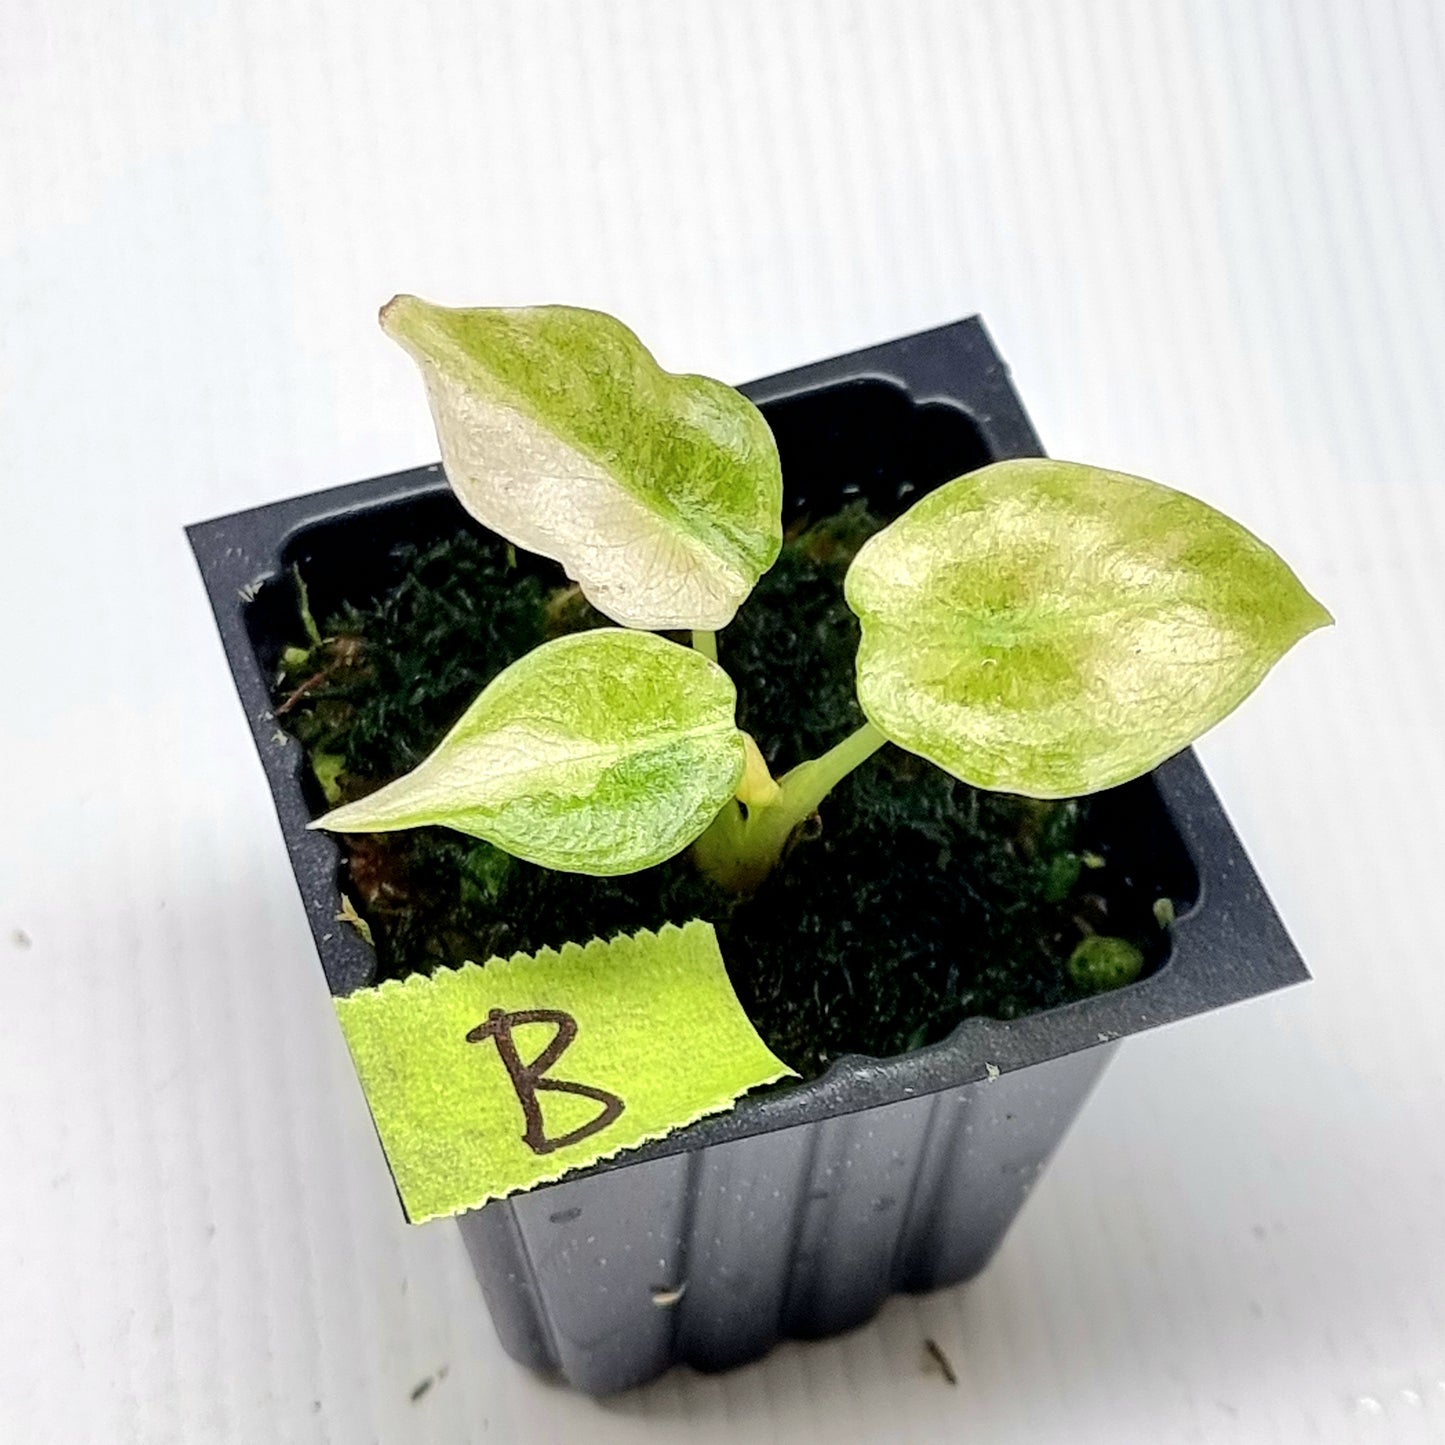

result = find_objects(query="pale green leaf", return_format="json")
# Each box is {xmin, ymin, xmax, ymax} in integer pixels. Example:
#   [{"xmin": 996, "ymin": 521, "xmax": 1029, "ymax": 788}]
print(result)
[
  {"xmin": 380, "ymin": 297, "xmax": 783, "ymax": 630},
  {"xmin": 312, "ymin": 629, "xmax": 746, "ymax": 875},
  {"xmin": 845, "ymin": 459, "xmax": 1332, "ymax": 797}
]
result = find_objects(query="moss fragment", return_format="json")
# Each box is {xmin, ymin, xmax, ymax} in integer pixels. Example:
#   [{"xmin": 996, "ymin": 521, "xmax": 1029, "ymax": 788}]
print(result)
[{"xmin": 1067, "ymin": 935, "xmax": 1145, "ymax": 993}]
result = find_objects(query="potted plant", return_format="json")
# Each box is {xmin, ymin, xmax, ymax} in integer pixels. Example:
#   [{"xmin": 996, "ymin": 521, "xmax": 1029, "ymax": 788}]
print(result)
[{"xmin": 189, "ymin": 304, "xmax": 1327, "ymax": 1395}]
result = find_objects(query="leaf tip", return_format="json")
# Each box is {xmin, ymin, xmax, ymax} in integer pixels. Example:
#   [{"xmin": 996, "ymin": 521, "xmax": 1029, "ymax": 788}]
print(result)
[
  {"xmin": 379, "ymin": 294, "xmax": 436, "ymax": 357},
  {"xmin": 378, "ymin": 292, "xmax": 419, "ymax": 330},
  {"xmin": 1304, "ymin": 592, "xmax": 1335, "ymax": 634},
  {"xmin": 1278, "ymin": 573, "xmax": 1334, "ymax": 651},
  {"xmin": 310, "ymin": 800, "xmax": 369, "ymax": 834}
]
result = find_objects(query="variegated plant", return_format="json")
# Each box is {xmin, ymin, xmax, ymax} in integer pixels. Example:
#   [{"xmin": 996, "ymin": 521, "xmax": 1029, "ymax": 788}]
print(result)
[{"xmin": 315, "ymin": 299, "xmax": 1329, "ymax": 893}]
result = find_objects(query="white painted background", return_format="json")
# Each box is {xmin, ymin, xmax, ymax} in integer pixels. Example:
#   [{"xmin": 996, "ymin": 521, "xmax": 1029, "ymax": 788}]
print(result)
[{"xmin": 2, "ymin": 3, "xmax": 1442, "ymax": 1441}]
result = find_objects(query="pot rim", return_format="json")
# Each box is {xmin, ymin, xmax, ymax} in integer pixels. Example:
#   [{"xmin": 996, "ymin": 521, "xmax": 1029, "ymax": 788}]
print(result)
[{"xmin": 187, "ymin": 316, "xmax": 1309, "ymax": 1191}]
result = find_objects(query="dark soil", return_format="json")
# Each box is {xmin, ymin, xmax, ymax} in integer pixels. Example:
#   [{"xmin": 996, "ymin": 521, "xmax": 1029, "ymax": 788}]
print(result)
[{"xmin": 274, "ymin": 507, "xmax": 1172, "ymax": 1077}]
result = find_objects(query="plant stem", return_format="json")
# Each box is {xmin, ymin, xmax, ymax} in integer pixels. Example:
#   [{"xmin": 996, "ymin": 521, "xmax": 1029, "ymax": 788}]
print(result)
[
  {"xmin": 692, "ymin": 629, "xmax": 718, "ymax": 663},
  {"xmin": 292, "ymin": 564, "xmax": 323, "ymax": 646},
  {"xmin": 773, "ymin": 720, "xmax": 887, "ymax": 828},
  {"xmin": 693, "ymin": 721, "xmax": 887, "ymax": 892}
]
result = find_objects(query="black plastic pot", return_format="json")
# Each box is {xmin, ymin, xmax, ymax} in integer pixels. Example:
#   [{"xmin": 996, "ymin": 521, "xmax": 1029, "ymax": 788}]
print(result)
[{"xmin": 189, "ymin": 318, "xmax": 1309, "ymax": 1395}]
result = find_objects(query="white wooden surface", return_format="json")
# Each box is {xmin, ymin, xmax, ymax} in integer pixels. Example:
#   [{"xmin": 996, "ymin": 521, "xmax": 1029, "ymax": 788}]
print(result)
[{"xmin": 2, "ymin": 3, "xmax": 1442, "ymax": 1441}]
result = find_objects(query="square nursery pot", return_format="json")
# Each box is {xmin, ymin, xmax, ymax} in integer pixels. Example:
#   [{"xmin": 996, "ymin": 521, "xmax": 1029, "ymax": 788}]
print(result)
[{"xmin": 189, "ymin": 318, "xmax": 1310, "ymax": 1395}]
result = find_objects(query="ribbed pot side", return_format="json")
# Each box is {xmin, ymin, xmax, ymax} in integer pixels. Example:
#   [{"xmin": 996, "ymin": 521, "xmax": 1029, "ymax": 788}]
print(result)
[{"xmin": 459, "ymin": 1045, "xmax": 1115, "ymax": 1394}]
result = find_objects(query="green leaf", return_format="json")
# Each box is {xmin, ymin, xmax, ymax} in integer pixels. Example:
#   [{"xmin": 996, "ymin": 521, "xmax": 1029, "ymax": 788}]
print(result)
[
  {"xmin": 380, "ymin": 297, "xmax": 783, "ymax": 630},
  {"xmin": 312, "ymin": 629, "xmax": 746, "ymax": 875},
  {"xmin": 845, "ymin": 459, "xmax": 1331, "ymax": 797}
]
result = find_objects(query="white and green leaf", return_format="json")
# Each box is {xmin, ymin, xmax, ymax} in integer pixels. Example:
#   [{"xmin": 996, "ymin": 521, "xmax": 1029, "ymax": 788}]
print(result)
[
  {"xmin": 381, "ymin": 297, "xmax": 783, "ymax": 630},
  {"xmin": 845, "ymin": 459, "xmax": 1331, "ymax": 797},
  {"xmin": 312, "ymin": 629, "xmax": 746, "ymax": 875}
]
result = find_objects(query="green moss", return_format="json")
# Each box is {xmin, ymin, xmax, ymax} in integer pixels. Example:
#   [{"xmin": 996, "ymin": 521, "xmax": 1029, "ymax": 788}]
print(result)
[
  {"xmin": 274, "ymin": 505, "xmax": 1166, "ymax": 1078},
  {"xmin": 1067, "ymin": 935, "xmax": 1146, "ymax": 993}
]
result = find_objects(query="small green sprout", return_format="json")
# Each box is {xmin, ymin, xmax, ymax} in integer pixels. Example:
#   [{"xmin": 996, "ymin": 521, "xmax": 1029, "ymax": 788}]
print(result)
[{"xmin": 313, "ymin": 300, "xmax": 1330, "ymax": 900}]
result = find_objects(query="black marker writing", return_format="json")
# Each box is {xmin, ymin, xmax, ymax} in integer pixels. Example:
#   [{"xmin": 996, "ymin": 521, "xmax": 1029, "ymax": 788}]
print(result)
[{"xmin": 466, "ymin": 1008, "xmax": 625, "ymax": 1155}]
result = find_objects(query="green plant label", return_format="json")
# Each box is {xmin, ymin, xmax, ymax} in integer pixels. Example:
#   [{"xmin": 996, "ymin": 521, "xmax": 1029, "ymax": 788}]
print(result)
[
  {"xmin": 313, "ymin": 628, "xmax": 746, "ymax": 874},
  {"xmin": 381, "ymin": 297, "xmax": 783, "ymax": 630},
  {"xmin": 334, "ymin": 921, "xmax": 794, "ymax": 1221},
  {"xmin": 846, "ymin": 459, "xmax": 1331, "ymax": 796}
]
